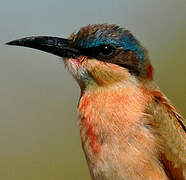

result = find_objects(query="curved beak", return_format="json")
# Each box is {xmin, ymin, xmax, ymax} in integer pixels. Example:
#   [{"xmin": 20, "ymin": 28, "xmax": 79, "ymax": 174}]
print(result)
[{"xmin": 6, "ymin": 36, "xmax": 80, "ymax": 58}]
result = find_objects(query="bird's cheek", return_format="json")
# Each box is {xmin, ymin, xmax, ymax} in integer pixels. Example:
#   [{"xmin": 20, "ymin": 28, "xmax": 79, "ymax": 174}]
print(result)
[
  {"xmin": 82, "ymin": 59, "xmax": 130, "ymax": 86},
  {"xmin": 63, "ymin": 57, "xmax": 92, "ymax": 88},
  {"xmin": 63, "ymin": 57, "xmax": 84, "ymax": 73}
]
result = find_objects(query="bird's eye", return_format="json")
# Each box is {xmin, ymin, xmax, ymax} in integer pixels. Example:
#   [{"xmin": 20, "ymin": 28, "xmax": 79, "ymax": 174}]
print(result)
[
  {"xmin": 78, "ymin": 44, "xmax": 117, "ymax": 59},
  {"xmin": 99, "ymin": 45, "xmax": 115, "ymax": 57}
]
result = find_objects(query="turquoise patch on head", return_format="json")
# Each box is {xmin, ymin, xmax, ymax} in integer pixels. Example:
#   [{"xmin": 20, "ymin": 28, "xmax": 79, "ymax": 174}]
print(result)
[{"xmin": 76, "ymin": 30, "xmax": 146, "ymax": 63}]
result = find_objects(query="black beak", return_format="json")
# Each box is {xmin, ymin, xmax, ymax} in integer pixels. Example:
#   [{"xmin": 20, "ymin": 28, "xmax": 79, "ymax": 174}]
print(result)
[{"xmin": 6, "ymin": 36, "xmax": 80, "ymax": 58}]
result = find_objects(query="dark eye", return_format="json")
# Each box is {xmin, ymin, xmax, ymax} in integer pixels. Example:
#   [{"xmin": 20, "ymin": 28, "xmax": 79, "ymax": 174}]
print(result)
[
  {"xmin": 99, "ymin": 45, "xmax": 115, "ymax": 57},
  {"xmin": 78, "ymin": 44, "xmax": 117, "ymax": 59}
]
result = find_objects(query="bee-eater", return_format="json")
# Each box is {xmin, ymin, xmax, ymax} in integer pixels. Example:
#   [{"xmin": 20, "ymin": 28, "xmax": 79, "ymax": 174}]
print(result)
[{"xmin": 7, "ymin": 24, "xmax": 186, "ymax": 180}]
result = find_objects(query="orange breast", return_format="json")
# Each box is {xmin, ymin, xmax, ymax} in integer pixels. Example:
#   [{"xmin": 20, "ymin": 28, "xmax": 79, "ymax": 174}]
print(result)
[{"xmin": 78, "ymin": 84, "xmax": 152, "ymax": 155}]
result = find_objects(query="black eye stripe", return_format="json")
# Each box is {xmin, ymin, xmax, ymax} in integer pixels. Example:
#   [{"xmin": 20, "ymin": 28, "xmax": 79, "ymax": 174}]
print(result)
[
  {"xmin": 78, "ymin": 44, "xmax": 117, "ymax": 59},
  {"xmin": 77, "ymin": 44, "xmax": 142, "ymax": 76}
]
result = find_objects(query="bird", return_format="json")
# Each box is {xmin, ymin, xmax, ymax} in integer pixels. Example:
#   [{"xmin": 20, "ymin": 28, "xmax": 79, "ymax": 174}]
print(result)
[{"xmin": 6, "ymin": 24, "xmax": 186, "ymax": 180}]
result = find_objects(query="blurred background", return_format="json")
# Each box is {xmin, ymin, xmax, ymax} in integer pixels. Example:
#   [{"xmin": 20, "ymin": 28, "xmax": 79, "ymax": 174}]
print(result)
[{"xmin": 0, "ymin": 0, "xmax": 185, "ymax": 179}]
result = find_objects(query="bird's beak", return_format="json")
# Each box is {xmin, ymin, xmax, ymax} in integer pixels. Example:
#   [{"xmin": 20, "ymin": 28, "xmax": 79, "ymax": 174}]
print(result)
[{"xmin": 6, "ymin": 36, "xmax": 80, "ymax": 58}]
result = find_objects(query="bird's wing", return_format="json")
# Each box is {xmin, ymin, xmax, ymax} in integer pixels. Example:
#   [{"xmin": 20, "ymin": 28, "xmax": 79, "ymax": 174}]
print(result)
[{"xmin": 147, "ymin": 90, "xmax": 186, "ymax": 180}]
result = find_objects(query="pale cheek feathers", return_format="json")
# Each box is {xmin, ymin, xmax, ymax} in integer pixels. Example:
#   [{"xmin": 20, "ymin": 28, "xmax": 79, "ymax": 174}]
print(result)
[
  {"xmin": 64, "ymin": 57, "xmax": 131, "ymax": 88},
  {"xmin": 63, "ymin": 58, "xmax": 90, "ymax": 85},
  {"xmin": 82, "ymin": 59, "xmax": 130, "ymax": 86}
]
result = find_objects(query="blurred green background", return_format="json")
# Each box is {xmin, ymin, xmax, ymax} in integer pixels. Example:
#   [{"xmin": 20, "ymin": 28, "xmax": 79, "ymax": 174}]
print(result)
[{"xmin": 0, "ymin": 0, "xmax": 185, "ymax": 179}]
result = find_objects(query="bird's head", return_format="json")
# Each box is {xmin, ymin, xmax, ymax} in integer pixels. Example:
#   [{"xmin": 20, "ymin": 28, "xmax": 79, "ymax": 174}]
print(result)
[{"xmin": 7, "ymin": 24, "xmax": 153, "ymax": 90}]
